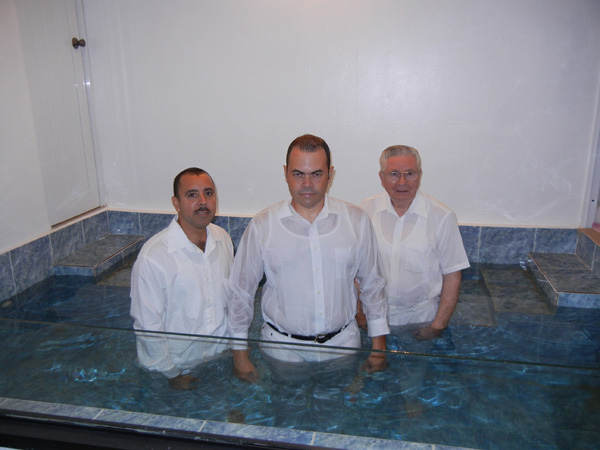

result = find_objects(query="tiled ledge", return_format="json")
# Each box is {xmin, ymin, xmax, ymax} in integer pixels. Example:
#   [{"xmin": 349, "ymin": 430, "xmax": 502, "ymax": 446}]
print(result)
[
  {"xmin": 529, "ymin": 252, "xmax": 600, "ymax": 309},
  {"xmin": 54, "ymin": 234, "xmax": 144, "ymax": 280},
  {"xmin": 0, "ymin": 209, "xmax": 587, "ymax": 302},
  {"xmin": 0, "ymin": 397, "xmax": 472, "ymax": 450}
]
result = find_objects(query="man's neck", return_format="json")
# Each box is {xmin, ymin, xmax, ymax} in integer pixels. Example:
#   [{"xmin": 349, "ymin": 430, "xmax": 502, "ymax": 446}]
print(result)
[
  {"xmin": 391, "ymin": 198, "xmax": 412, "ymax": 218},
  {"xmin": 291, "ymin": 199, "xmax": 325, "ymax": 224},
  {"xmin": 178, "ymin": 219, "xmax": 208, "ymax": 251}
]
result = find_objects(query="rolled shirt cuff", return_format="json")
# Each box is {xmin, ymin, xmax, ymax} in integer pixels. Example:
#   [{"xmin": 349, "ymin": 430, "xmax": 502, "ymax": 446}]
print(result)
[
  {"xmin": 230, "ymin": 331, "xmax": 249, "ymax": 351},
  {"xmin": 366, "ymin": 317, "xmax": 390, "ymax": 338}
]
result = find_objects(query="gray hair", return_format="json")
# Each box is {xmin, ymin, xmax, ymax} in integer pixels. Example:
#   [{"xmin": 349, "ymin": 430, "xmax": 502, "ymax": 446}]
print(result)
[{"xmin": 379, "ymin": 145, "xmax": 422, "ymax": 171}]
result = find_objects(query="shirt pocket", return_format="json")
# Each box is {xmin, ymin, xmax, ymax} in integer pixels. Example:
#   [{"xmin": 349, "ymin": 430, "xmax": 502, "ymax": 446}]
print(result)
[
  {"xmin": 403, "ymin": 244, "xmax": 435, "ymax": 274},
  {"xmin": 334, "ymin": 247, "xmax": 356, "ymax": 280}
]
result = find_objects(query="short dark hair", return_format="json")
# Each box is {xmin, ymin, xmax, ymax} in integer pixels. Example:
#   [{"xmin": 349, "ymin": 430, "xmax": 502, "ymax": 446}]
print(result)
[
  {"xmin": 173, "ymin": 167, "xmax": 212, "ymax": 198},
  {"xmin": 286, "ymin": 134, "xmax": 331, "ymax": 168}
]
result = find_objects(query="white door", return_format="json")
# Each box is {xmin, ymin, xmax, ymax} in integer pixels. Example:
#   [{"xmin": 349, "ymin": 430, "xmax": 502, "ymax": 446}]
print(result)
[{"xmin": 15, "ymin": 0, "xmax": 100, "ymax": 225}]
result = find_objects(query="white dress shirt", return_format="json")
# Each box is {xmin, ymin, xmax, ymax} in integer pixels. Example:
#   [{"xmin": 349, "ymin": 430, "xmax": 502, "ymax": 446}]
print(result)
[
  {"xmin": 361, "ymin": 191, "xmax": 470, "ymax": 326},
  {"xmin": 228, "ymin": 195, "xmax": 389, "ymax": 357},
  {"xmin": 130, "ymin": 217, "xmax": 233, "ymax": 378}
]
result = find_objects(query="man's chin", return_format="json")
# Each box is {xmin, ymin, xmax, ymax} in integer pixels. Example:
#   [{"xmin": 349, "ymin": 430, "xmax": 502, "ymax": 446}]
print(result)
[{"xmin": 193, "ymin": 214, "xmax": 214, "ymax": 226}]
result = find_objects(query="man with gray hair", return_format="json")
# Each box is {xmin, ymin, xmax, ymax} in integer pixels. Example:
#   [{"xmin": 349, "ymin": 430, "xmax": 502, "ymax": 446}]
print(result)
[{"xmin": 360, "ymin": 145, "xmax": 469, "ymax": 339}]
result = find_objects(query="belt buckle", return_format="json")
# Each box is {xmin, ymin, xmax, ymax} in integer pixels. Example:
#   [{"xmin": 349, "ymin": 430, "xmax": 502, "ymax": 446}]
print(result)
[{"xmin": 315, "ymin": 334, "xmax": 328, "ymax": 344}]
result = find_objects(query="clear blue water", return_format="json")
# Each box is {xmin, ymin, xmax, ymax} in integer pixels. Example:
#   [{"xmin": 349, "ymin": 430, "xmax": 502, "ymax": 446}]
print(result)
[{"xmin": 0, "ymin": 266, "xmax": 598, "ymax": 449}]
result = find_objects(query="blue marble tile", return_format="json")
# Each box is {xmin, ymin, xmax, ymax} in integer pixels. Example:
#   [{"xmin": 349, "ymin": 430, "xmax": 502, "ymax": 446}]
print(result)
[
  {"xmin": 50, "ymin": 222, "xmax": 85, "ymax": 262},
  {"xmin": 542, "ymin": 268, "xmax": 600, "ymax": 294},
  {"xmin": 212, "ymin": 215, "xmax": 229, "ymax": 232},
  {"xmin": 132, "ymin": 413, "xmax": 205, "ymax": 432},
  {"xmin": 10, "ymin": 236, "xmax": 53, "ymax": 292},
  {"xmin": 314, "ymin": 433, "xmax": 421, "ymax": 449},
  {"xmin": 139, "ymin": 213, "xmax": 173, "ymax": 240},
  {"xmin": 201, "ymin": 420, "xmax": 315, "ymax": 447},
  {"xmin": 528, "ymin": 262, "xmax": 558, "ymax": 307},
  {"xmin": 0, "ymin": 398, "xmax": 102, "ymax": 420},
  {"xmin": 108, "ymin": 211, "xmax": 140, "ymax": 235},
  {"xmin": 529, "ymin": 252, "xmax": 586, "ymax": 270},
  {"xmin": 104, "ymin": 234, "xmax": 143, "ymax": 248},
  {"xmin": 479, "ymin": 227, "xmax": 535, "ymax": 265},
  {"xmin": 481, "ymin": 267, "xmax": 533, "ymax": 287},
  {"xmin": 459, "ymin": 225, "xmax": 480, "ymax": 264},
  {"xmin": 491, "ymin": 291, "xmax": 553, "ymax": 314},
  {"xmin": 121, "ymin": 237, "xmax": 144, "ymax": 258},
  {"xmin": 55, "ymin": 265, "xmax": 94, "ymax": 277},
  {"xmin": 459, "ymin": 279, "xmax": 486, "ymax": 295},
  {"xmin": 82, "ymin": 211, "xmax": 109, "ymax": 244},
  {"xmin": 534, "ymin": 228, "xmax": 577, "ymax": 253},
  {"xmin": 95, "ymin": 409, "xmax": 203, "ymax": 432},
  {"xmin": 94, "ymin": 252, "xmax": 124, "ymax": 280},
  {"xmin": 0, "ymin": 252, "xmax": 15, "ymax": 302},
  {"xmin": 452, "ymin": 293, "xmax": 496, "ymax": 327},
  {"xmin": 576, "ymin": 232, "xmax": 596, "ymax": 269},
  {"xmin": 228, "ymin": 216, "xmax": 252, "ymax": 251},
  {"xmin": 95, "ymin": 409, "xmax": 155, "ymax": 425},
  {"xmin": 558, "ymin": 292, "xmax": 600, "ymax": 309}
]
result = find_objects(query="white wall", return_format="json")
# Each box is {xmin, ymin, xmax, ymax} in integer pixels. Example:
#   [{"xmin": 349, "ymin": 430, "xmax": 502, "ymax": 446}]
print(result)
[
  {"xmin": 84, "ymin": 0, "xmax": 600, "ymax": 227},
  {"xmin": 1, "ymin": 0, "xmax": 600, "ymax": 253},
  {"xmin": 0, "ymin": 0, "xmax": 51, "ymax": 253}
]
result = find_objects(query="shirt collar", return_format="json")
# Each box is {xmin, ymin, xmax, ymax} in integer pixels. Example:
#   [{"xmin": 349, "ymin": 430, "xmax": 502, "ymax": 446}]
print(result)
[
  {"xmin": 382, "ymin": 190, "xmax": 427, "ymax": 219},
  {"xmin": 166, "ymin": 216, "xmax": 220, "ymax": 254},
  {"xmin": 278, "ymin": 195, "xmax": 335, "ymax": 223}
]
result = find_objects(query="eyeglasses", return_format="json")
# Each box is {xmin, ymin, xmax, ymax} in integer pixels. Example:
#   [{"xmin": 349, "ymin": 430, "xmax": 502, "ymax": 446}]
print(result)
[{"xmin": 383, "ymin": 169, "xmax": 421, "ymax": 182}]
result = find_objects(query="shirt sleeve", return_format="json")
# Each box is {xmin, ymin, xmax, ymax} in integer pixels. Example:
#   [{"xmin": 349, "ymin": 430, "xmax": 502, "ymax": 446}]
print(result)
[
  {"xmin": 227, "ymin": 219, "xmax": 264, "ymax": 347},
  {"xmin": 437, "ymin": 211, "xmax": 470, "ymax": 274},
  {"xmin": 354, "ymin": 212, "xmax": 390, "ymax": 337},
  {"xmin": 130, "ymin": 255, "xmax": 179, "ymax": 378}
]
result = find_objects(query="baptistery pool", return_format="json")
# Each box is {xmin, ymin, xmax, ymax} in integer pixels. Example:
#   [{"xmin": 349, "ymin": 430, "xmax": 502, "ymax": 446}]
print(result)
[{"xmin": 0, "ymin": 264, "xmax": 598, "ymax": 449}]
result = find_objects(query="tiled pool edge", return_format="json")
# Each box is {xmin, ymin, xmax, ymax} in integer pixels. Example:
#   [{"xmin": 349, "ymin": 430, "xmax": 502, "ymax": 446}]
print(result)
[
  {"xmin": 0, "ymin": 208, "xmax": 589, "ymax": 303},
  {"xmin": 0, "ymin": 397, "xmax": 472, "ymax": 450}
]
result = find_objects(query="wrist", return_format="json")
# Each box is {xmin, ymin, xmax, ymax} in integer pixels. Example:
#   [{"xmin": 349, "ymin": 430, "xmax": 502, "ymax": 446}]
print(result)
[{"xmin": 430, "ymin": 320, "xmax": 447, "ymax": 331}]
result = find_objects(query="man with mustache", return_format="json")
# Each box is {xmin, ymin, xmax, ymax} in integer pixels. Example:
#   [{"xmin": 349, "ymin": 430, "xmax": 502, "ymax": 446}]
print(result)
[
  {"xmin": 130, "ymin": 167, "xmax": 233, "ymax": 390},
  {"xmin": 228, "ymin": 134, "xmax": 389, "ymax": 382},
  {"xmin": 359, "ymin": 146, "xmax": 469, "ymax": 339}
]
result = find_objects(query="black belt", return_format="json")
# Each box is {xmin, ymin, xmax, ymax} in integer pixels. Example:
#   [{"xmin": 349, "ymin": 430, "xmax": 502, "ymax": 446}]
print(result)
[{"xmin": 266, "ymin": 321, "xmax": 349, "ymax": 344}]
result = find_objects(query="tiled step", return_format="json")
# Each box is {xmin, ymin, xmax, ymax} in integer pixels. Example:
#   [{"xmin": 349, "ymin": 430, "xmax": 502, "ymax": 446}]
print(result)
[
  {"xmin": 529, "ymin": 252, "xmax": 600, "ymax": 309},
  {"xmin": 54, "ymin": 234, "xmax": 144, "ymax": 281}
]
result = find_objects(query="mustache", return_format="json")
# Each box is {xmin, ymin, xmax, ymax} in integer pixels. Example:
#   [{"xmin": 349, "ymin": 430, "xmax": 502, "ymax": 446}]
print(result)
[
  {"xmin": 195, "ymin": 206, "xmax": 211, "ymax": 213},
  {"xmin": 299, "ymin": 189, "xmax": 317, "ymax": 195}
]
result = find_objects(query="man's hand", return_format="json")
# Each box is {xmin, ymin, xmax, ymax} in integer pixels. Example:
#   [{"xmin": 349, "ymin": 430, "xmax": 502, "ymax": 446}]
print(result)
[
  {"xmin": 354, "ymin": 280, "xmax": 368, "ymax": 330},
  {"xmin": 233, "ymin": 349, "xmax": 258, "ymax": 383},
  {"xmin": 362, "ymin": 334, "xmax": 387, "ymax": 373},
  {"xmin": 355, "ymin": 310, "xmax": 367, "ymax": 331},
  {"xmin": 413, "ymin": 325, "xmax": 443, "ymax": 341},
  {"xmin": 168, "ymin": 373, "xmax": 199, "ymax": 390},
  {"xmin": 361, "ymin": 353, "xmax": 388, "ymax": 373}
]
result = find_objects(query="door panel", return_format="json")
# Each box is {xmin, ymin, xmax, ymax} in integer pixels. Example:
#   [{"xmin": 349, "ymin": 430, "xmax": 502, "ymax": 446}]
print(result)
[{"xmin": 16, "ymin": 0, "xmax": 100, "ymax": 225}]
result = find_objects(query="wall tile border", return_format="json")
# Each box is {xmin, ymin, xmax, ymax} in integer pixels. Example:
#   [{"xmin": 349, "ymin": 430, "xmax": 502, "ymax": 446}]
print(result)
[{"xmin": 1, "ymin": 210, "xmax": 597, "ymax": 302}]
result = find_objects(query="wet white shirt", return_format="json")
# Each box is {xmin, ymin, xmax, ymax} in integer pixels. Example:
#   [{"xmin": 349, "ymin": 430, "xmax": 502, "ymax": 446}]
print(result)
[
  {"xmin": 361, "ymin": 192, "xmax": 469, "ymax": 326},
  {"xmin": 130, "ymin": 217, "xmax": 233, "ymax": 378},
  {"xmin": 228, "ymin": 196, "xmax": 389, "ymax": 351}
]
